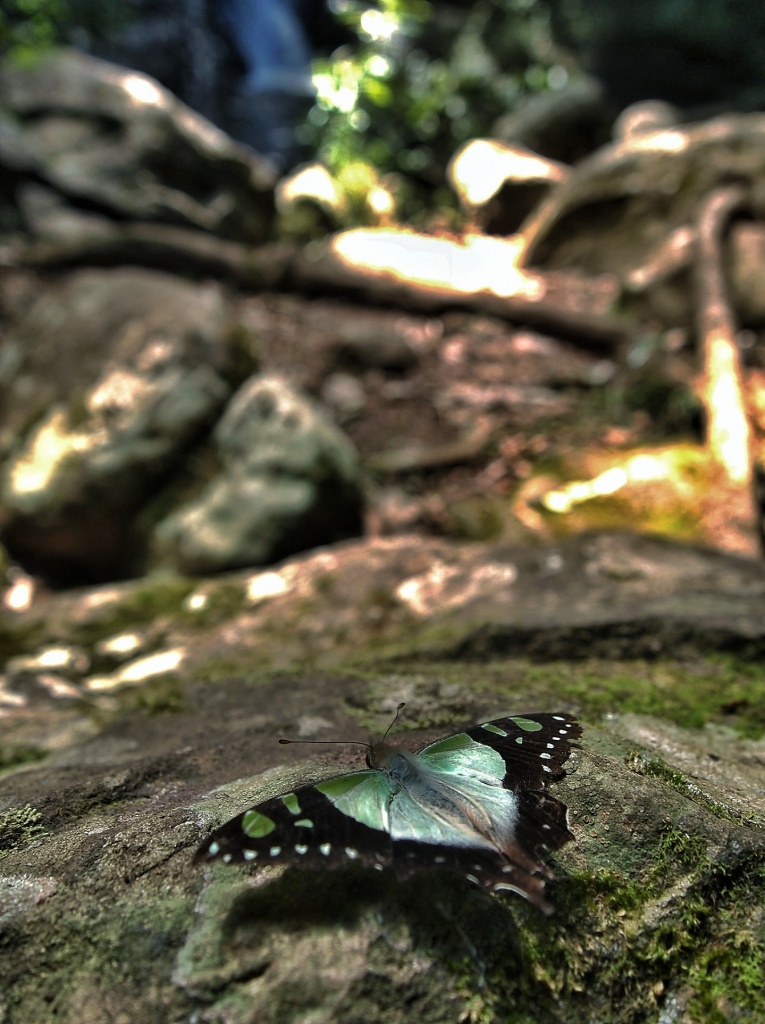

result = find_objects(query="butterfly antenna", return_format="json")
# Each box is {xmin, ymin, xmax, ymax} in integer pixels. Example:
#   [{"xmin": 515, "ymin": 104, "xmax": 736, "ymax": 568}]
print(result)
[
  {"xmin": 278, "ymin": 737, "xmax": 373, "ymax": 752},
  {"xmin": 380, "ymin": 702, "xmax": 406, "ymax": 746}
]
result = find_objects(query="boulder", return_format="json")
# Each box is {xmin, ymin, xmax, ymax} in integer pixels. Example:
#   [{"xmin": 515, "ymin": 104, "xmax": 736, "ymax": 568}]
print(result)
[
  {"xmin": 154, "ymin": 374, "xmax": 364, "ymax": 574},
  {"xmin": 0, "ymin": 48, "xmax": 276, "ymax": 242},
  {"xmin": 0, "ymin": 268, "xmax": 239, "ymax": 582}
]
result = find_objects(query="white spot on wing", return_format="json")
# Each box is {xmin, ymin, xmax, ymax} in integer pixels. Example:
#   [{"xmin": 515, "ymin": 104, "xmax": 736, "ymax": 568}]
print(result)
[
  {"xmin": 222, "ymin": 853, "xmax": 232, "ymax": 864},
  {"xmin": 345, "ymin": 847, "xmax": 359, "ymax": 860},
  {"xmin": 269, "ymin": 846, "xmax": 282, "ymax": 857},
  {"xmin": 295, "ymin": 845, "xmax": 308, "ymax": 855},
  {"xmin": 208, "ymin": 841, "xmax": 220, "ymax": 856},
  {"xmin": 320, "ymin": 843, "xmax": 331, "ymax": 856}
]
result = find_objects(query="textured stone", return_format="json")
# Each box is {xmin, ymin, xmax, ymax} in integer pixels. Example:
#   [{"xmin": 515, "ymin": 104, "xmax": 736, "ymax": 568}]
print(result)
[
  {"xmin": 0, "ymin": 48, "xmax": 276, "ymax": 242},
  {"xmin": 154, "ymin": 374, "xmax": 364, "ymax": 574}
]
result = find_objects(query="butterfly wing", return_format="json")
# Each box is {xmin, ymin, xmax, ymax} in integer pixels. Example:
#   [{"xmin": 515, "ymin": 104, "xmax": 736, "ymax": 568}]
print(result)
[
  {"xmin": 385, "ymin": 713, "xmax": 580, "ymax": 910},
  {"xmin": 195, "ymin": 713, "xmax": 580, "ymax": 913},
  {"xmin": 195, "ymin": 770, "xmax": 394, "ymax": 871}
]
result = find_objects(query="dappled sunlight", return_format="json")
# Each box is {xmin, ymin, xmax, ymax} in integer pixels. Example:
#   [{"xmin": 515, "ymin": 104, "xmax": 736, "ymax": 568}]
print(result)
[
  {"xmin": 628, "ymin": 129, "xmax": 688, "ymax": 154},
  {"xmin": 449, "ymin": 138, "xmax": 569, "ymax": 207},
  {"xmin": 9, "ymin": 410, "xmax": 99, "ymax": 501},
  {"xmin": 2, "ymin": 573, "xmax": 35, "ymax": 613},
  {"xmin": 702, "ymin": 330, "xmax": 752, "ymax": 484},
  {"xmin": 84, "ymin": 647, "xmax": 185, "ymax": 692},
  {"xmin": 536, "ymin": 450, "xmax": 692, "ymax": 516},
  {"xmin": 539, "ymin": 447, "xmax": 704, "ymax": 517},
  {"xmin": 331, "ymin": 228, "xmax": 543, "ymax": 300},
  {"xmin": 121, "ymin": 73, "xmax": 163, "ymax": 107}
]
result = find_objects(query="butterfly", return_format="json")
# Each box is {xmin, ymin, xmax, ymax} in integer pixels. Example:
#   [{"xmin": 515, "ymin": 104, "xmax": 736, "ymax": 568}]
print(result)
[{"xmin": 195, "ymin": 711, "xmax": 581, "ymax": 912}]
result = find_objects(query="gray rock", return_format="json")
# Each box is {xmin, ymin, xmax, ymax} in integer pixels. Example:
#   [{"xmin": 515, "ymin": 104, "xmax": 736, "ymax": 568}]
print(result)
[
  {"xmin": 521, "ymin": 112, "xmax": 765, "ymax": 301},
  {"xmin": 1, "ymin": 532, "xmax": 764, "ymax": 1022},
  {"xmin": 0, "ymin": 47, "xmax": 276, "ymax": 241},
  {"xmin": 154, "ymin": 374, "xmax": 364, "ymax": 574},
  {"xmin": 0, "ymin": 268, "xmax": 238, "ymax": 580}
]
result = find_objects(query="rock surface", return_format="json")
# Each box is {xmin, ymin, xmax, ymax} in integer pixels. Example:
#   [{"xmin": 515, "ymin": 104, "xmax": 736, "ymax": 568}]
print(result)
[
  {"xmin": 0, "ymin": 48, "xmax": 276, "ymax": 241},
  {"xmin": 1, "ymin": 532, "xmax": 764, "ymax": 1023},
  {"xmin": 154, "ymin": 374, "xmax": 364, "ymax": 575},
  {"xmin": 0, "ymin": 268, "xmax": 238, "ymax": 581}
]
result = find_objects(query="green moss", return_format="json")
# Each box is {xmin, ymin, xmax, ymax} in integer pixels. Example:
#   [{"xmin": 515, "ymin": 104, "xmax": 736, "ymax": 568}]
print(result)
[
  {"xmin": 503, "ymin": 841, "xmax": 765, "ymax": 1023},
  {"xmin": 629, "ymin": 752, "xmax": 752, "ymax": 825},
  {"xmin": 0, "ymin": 743, "xmax": 47, "ymax": 772},
  {"xmin": 0, "ymin": 803, "xmax": 46, "ymax": 858},
  {"xmin": 195, "ymin": 655, "xmax": 256, "ymax": 684},
  {"xmin": 120, "ymin": 676, "xmax": 187, "ymax": 716},
  {"xmin": 689, "ymin": 930, "xmax": 765, "ymax": 1022},
  {"xmin": 69, "ymin": 576, "xmax": 197, "ymax": 647},
  {"xmin": 365, "ymin": 655, "xmax": 765, "ymax": 740},
  {"xmin": 181, "ymin": 581, "xmax": 248, "ymax": 628}
]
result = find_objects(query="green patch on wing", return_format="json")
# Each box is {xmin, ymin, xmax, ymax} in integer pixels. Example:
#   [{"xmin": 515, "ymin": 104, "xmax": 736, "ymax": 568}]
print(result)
[
  {"xmin": 242, "ymin": 810, "xmax": 276, "ymax": 838},
  {"xmin": 316, "ymin": 771, "xmax": 390, "ymax": 832},
  {"xmin": 481, "ymin": 723, "xmax": 508, "ymax": 736},
  {"xmin": 420, "ymin": 733, "xmax": 507, "ymax": 782},
  {"xmin": 510, "ymin": 716, "xmax": 544, "ymax": 732},
  {"xmin": 281, "ymin": 793, "xmax": 301, "ymax": 815}
]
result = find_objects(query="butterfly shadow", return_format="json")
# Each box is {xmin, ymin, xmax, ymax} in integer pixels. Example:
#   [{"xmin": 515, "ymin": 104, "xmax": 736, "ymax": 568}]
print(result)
[{"xmin": 220, "ymin": 865, "xmax": 524, "ymax": 987}]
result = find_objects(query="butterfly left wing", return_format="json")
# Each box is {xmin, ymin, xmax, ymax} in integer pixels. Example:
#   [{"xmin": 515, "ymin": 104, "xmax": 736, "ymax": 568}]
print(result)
[{"xmin": 195, "ymin": 770, "xmax": 394, "ymax": 871}]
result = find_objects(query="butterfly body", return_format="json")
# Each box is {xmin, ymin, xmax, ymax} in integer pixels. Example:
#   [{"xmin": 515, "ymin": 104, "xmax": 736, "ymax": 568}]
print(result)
[{"xmin": 196, "ymin": 713, "xmax": 581, "ymax": 912}]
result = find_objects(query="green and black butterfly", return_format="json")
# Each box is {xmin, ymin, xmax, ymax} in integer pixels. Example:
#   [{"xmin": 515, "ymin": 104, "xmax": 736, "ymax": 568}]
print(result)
[{"xmin": 195, "ymin": 711, "xmax": 581, "ymax": 912}]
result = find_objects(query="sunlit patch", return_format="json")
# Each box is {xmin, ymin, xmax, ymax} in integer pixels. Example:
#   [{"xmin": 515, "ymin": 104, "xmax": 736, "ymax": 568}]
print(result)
[
  {"xmin": 246, "ymin": 570, "xmax": 290, "ymax": 604},
  {"xmin": 539, "ymin": 449, "xmax": 701, "ymax": 515},
  {"xmin": 184, "ymin": 592, "xmax": 208, "ymax": 612},
  {"xmin": 9, "ymin": 410, "xmax": 94, "ymax": 500},
  {"xmin": 396, "ymin": 560, "xmax": 517, "ymax": 617},
  {"xmin": 330, "ymin": 228, "xmax": 544, "ymax": 301},
  {"xmin": 359, "ymin": 7, "xmax": 398, "ymax": 42},
  {"xmin": 97, "ymin": 632, "xmax": 143, "ymax": 658},
  {"xmin": 242, "ymin": 810, "xmax": 276, "ymax": 839},
  {"xmin": 121, "ymin": 73, "xmax": 163, "ymax": 106},
  {"xmin": 629, "ymin": 129, "xmax": 687, "ymax": 154},
  {"xmin": 85, "ymin": 648, "xmax": 185, "ymax": 691},
  {"xmin": 3, "ymin": 575, "xmax": 35, "ymax": 612},
  {"xmin": 449, "ymin": 138, "xmax": 568, "ymax": 207}
]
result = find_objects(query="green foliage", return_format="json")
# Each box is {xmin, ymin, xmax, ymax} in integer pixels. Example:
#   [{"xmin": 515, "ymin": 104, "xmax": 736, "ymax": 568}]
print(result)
[
  {"xmin": 0, "ymin": 0, "xmax": 65, "ymax": 61},
  {"xmin": 303, "ymin": 0, "xmax": 565, "ymax": 218},
  {"xmin": 0, "ymin": 0, "xmax": 128, "ymax": 62}
]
